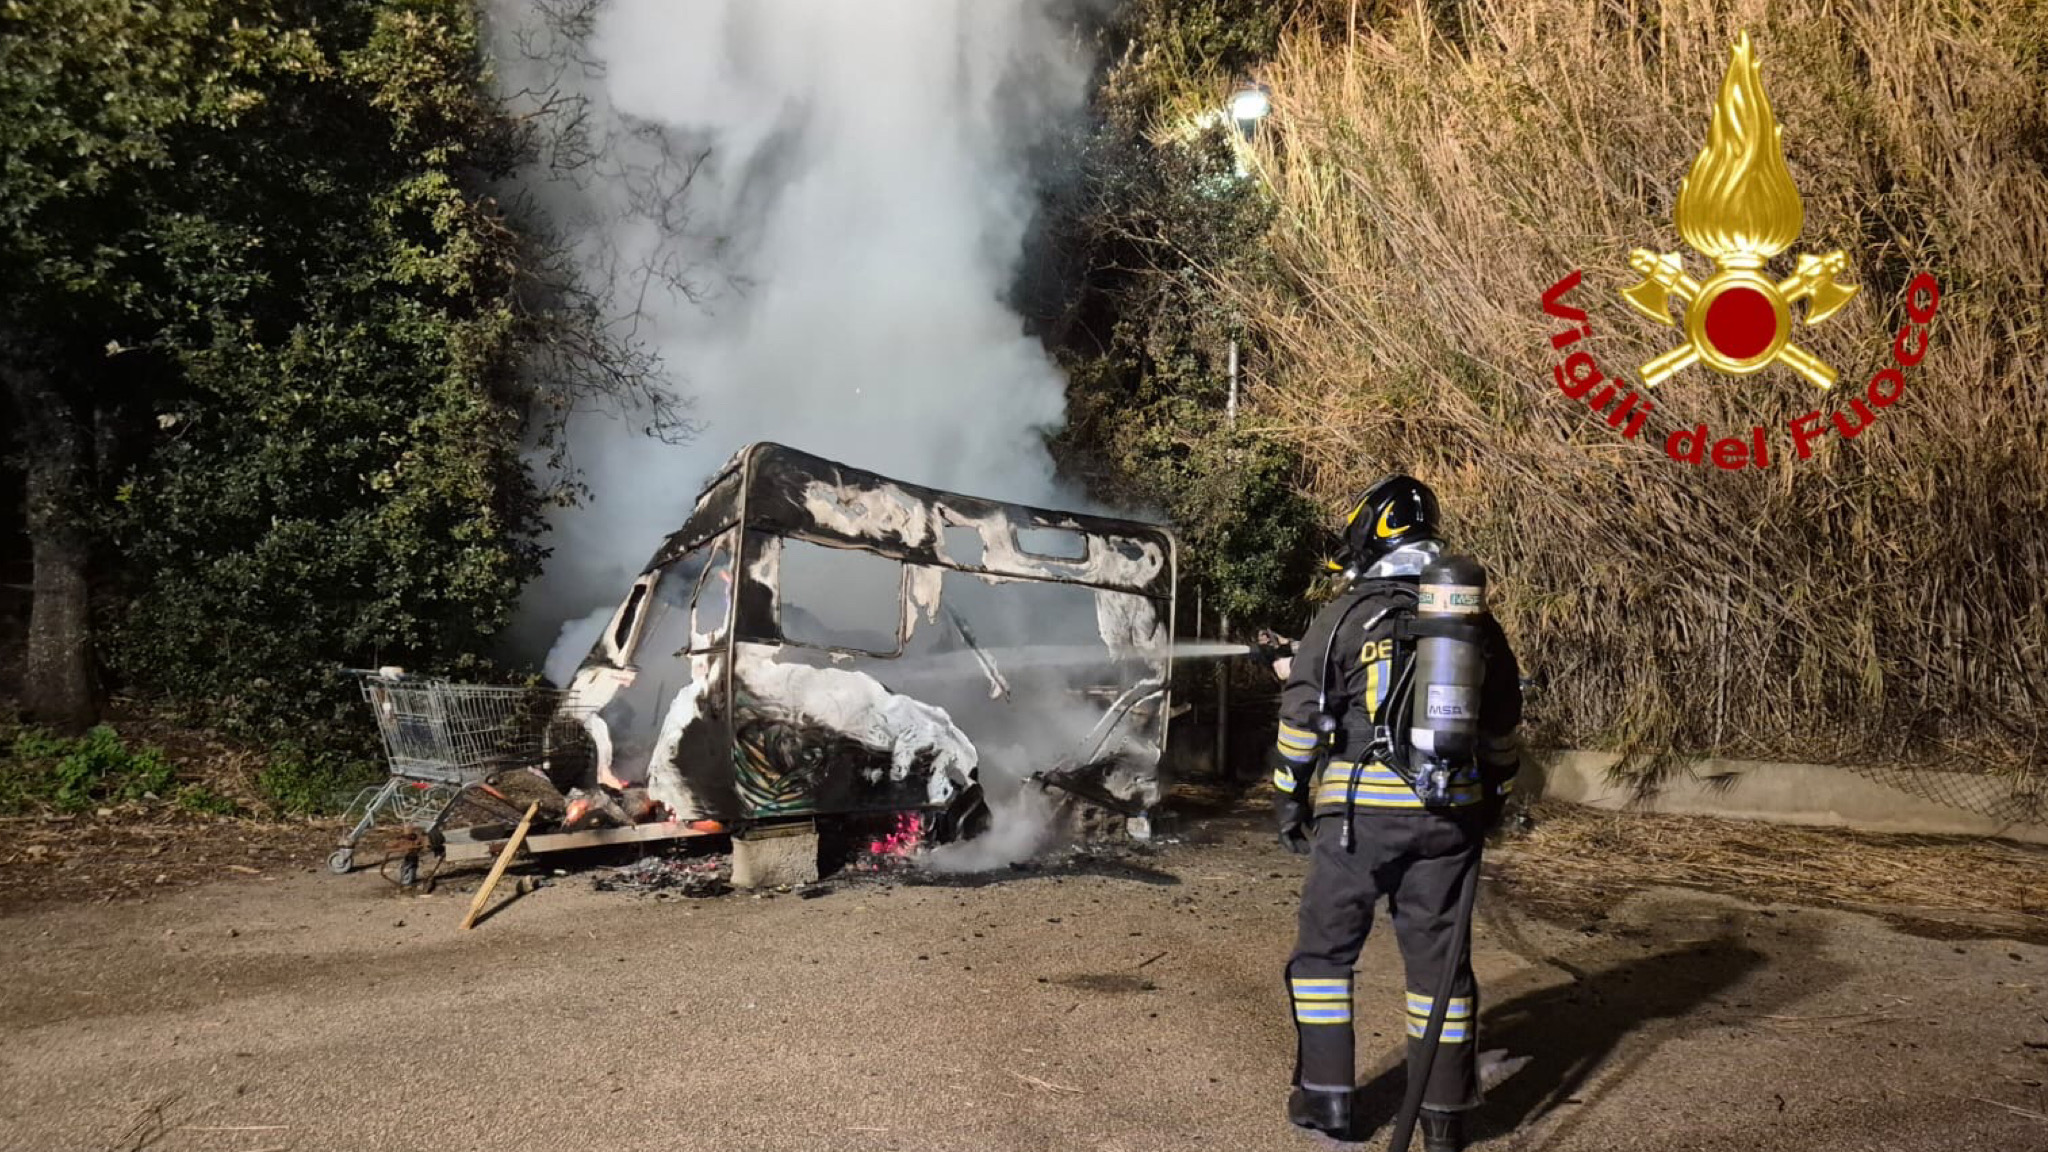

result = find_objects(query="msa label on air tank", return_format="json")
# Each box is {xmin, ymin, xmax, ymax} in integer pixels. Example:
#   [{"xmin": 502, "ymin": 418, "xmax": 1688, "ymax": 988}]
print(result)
[
  {"xmin": 1425, "ymin": 685, "xmax": 1478, "ymax": 720},
  {"xmin": 1418, "ymin": 584, "xmax": 1485, "ymax": 614}
]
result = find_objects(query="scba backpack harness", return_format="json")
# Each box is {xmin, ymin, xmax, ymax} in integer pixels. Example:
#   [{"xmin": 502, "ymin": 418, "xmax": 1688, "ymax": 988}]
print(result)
[{"xmin": 1295, "ymin": 556, "xmax": 1494, "ymax": 850}]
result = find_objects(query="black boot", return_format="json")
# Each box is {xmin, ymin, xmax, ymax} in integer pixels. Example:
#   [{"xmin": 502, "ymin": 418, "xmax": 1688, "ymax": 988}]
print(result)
[
  {"xmin": 1288, "ymin": 1087, "xmax": 1355, "ymax": 1138},
  {"xmin": 1419, "ymin": 1108, "xmax": 1466, "ymax": 1152}
]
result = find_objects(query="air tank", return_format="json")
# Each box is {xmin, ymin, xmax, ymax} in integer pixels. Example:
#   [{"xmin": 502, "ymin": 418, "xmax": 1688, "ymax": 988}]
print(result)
[{"xmin": 1406, "ymin": 555, "xmax": 1489, "ymax": 785}]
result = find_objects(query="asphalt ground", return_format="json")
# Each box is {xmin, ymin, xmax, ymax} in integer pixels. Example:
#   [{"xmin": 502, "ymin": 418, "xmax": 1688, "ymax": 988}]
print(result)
[{"xmin": 2, "ymin": 815, "xmax": 2045, "ymax": 1152}]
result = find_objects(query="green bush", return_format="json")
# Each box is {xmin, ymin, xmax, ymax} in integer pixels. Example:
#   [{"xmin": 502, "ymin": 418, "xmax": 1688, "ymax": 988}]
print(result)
[
  {"xmin": 0, "ymin": 740, "xmax": 35, "ymax": 814},
  {"xmin": 258, "ymin": 746, "xmax": 377, "ymax": 817},
  {"xmin": 175, "ymin": 785, "xmax": 242, "ymax": 817},
  {"xmin": 1, "ymin": 723, "xmax": 377, "ymax": 818},
  {"xmin": 3, "ymin": 725, "xmax": 177, "ymax": 813},
  {"xmin": 3, "ymin": 0, "xmax": 663, "ymax": 742}
]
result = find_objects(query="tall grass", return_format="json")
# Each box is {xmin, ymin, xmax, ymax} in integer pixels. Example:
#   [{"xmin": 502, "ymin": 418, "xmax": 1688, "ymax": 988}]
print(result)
[{"xmin": 1219, "ymin": 0, "xmax": 2048, "ymax": 785}]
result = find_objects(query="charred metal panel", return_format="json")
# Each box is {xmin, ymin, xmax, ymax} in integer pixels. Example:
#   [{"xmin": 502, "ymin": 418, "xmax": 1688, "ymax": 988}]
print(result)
[
  {"xmin": 647, "ymin": 460, "xmax": 745, "ymax": 571},
  {"xmin": 741, "ymin": 443, "xmax": 1174, "ymax": 599},
  {"xmin": 732, "ymin": 530, "xmax": 783, "ymax": 646},
  {"xmin": 729, "ymin": 642, "xmax": 978, "ymax": 818},
  {"xmin": 558, "ymin": 529, "xmax": 742, "ymax": 824}
]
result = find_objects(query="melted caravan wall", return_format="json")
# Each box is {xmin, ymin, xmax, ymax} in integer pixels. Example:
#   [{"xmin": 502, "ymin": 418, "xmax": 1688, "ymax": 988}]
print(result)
[
  {"xmin": 553, "ymin": 453, "xmax": 1175, "ymax": 838},
  {"xmin": 552, "ymin": 526, "xmax": 739, "ymax": 823}
]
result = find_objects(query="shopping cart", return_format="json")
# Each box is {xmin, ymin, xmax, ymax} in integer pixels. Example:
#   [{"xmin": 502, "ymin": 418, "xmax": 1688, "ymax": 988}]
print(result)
[{"xmin": 332, "ymin": 668, "xmax": 589, "ymax": 885}]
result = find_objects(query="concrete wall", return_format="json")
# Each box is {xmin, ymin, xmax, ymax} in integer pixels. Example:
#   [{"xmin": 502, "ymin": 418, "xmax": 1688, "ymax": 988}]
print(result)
[{"xmin": 1531, "ymin": 750, "xmax": 2048, "ymax": 846}]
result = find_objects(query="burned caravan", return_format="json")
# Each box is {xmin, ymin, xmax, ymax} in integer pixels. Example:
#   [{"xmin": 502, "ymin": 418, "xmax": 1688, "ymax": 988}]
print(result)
[{"xmin": 550, "ymin": 443, "xmax": 1178, "ymax": 850}]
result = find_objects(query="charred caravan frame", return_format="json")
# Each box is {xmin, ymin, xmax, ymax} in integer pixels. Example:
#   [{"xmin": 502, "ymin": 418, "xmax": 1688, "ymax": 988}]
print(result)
[{"xmin": 554, "ymin": 443, "xmax": 1179, "ymax": 848}]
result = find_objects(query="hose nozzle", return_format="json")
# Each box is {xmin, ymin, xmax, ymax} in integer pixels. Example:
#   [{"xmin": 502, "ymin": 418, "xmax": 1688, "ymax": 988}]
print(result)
[{"xmin": 1252, "ymin": 629, "xmax": 1298, "ymax": 664}]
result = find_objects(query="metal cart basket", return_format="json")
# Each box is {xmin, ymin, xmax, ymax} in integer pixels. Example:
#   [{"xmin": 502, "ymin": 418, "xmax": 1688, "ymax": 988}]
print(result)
[{"xmin": 332, "ymin": 669, "xmax": 586, "ymax": 883}]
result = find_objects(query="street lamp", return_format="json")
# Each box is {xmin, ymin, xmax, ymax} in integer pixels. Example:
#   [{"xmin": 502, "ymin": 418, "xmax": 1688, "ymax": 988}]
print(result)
[
  {"xmin": 1229, "ymin": 82, "xmax": 1272, "ymax": 138},
  {"xmin": 1227, "ymin": 82, "xmax": 1271, "ymax": 179}
]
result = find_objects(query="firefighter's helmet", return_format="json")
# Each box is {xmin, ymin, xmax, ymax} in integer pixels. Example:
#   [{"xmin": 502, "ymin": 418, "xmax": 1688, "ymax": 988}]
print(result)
[{"xmin": 1333, "ymin": 474, "xmax": 1440, "ymax": 570}]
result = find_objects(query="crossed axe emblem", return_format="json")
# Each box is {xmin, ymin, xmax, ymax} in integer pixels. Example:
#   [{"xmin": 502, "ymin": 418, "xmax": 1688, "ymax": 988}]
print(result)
[{"xmin": 1621, "ymin": 248, "xmax": 1859, "ymax": 389}]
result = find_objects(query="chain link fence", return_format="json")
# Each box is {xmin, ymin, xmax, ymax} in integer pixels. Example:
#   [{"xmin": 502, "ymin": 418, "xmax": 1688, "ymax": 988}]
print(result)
[{"xmin": 1837, "ymin": 763, "xmax": 2046, "ymax": 830}]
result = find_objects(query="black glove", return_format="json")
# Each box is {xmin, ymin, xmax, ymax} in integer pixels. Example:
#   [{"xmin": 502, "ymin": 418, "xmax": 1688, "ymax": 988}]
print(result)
[
  {"xmin": 1276, "ymin": 794, "xmax": 1312, "ymax": 855},
  {"xmin": 1476, "ymin": 739, "xmax": 1523, "ymax": 835},
  {"xmin": 1253, "ymin": 629, "xmax": 1297, "ymax": 664}
]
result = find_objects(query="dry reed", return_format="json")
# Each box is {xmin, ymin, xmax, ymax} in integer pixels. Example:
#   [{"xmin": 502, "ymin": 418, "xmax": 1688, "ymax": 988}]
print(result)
[
  {"xmin": 1214, "ymin": 0, "xmax": 2048, "ymax": 796},
  {"xmin": 1495, "ymin": 801, "xmax": 2048, "ymax": 936}
]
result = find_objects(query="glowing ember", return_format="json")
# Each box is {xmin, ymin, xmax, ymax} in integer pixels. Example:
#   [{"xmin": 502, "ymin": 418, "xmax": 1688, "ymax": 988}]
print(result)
[
  {"xmin": 866, "ymin": 811, "xmax": 923, "ymax": 859},
  {"xmin": 847, "ymin": 811, "xmax": 927, "ymax": 874}
]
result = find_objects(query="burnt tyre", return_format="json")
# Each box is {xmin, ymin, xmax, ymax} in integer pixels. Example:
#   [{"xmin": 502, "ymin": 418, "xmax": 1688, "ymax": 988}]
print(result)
[{"xmin": 931, "ymin": 781, "xmax": 992, "ymax": 845}]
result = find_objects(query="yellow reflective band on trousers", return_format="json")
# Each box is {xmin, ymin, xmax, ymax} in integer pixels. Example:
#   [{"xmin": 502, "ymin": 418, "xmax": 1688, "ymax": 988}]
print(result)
[
  {"xmin": 1313, "ymin": 762, "xmax": 1483, "ymax": 810},
  {"xmin": 1273, "ymin": 764, "xmax": 1298, "ymax": 792},
  {"xmin": 1405, "ymin": 993, "xmax": 1474, "ymax": 1043},
  {"xmin": 1290, "ymin": 977, "xmax": 1352, "ymax": 1024}
]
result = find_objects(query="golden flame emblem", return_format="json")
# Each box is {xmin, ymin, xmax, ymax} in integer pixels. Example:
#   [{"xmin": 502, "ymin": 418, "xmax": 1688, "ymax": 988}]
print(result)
[{"xmin": 1621, "ymin": 32, "xmax": 1858, "ymax": 388}]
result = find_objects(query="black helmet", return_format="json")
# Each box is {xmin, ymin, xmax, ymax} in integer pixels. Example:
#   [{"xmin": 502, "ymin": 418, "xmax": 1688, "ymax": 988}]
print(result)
[{"xmin": 1334, "ymin": 474, "xmax": 1440, "ymax": 569}]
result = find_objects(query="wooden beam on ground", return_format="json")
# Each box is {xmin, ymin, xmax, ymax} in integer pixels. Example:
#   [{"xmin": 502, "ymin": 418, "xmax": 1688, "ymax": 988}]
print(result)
[
  {"xmin": 440, "ymin": 819, "xmax": 715, "ymax": 863},
  {"xmin": 461, "ymin": 801, "xmax": 538, "ymax": 931}
]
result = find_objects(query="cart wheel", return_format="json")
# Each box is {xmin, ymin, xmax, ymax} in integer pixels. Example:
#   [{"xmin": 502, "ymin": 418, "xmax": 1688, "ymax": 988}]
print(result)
[
  {"xmin": 397, "ymin": 854, "xmax": 420, "ymax": 888},
  {"xmin": 327, "ymin": 848, "xmax": 355, "ymax": 875}
]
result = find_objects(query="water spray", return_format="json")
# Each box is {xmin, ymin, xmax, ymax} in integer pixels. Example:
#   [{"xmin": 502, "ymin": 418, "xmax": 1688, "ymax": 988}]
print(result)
[{"xmin": 1170, "ymin": 640, "xmax": 1257, "ymax": 659}]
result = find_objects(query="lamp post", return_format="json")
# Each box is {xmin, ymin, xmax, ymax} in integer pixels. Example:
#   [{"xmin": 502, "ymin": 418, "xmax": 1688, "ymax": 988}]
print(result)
[
  {"xmin": 1227, "ymin": 337, "xmax": 1239, "ymax": 427},
  {"xmin": 1218, "ymin": 82, "xmax": 1270, "ymax": 780},
  {"xmin": 1225, "ymin": 81, "xmax": 1269, "ymax": 418}
]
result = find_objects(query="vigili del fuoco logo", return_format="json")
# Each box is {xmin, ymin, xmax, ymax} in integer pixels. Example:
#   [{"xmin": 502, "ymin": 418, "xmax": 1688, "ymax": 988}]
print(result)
[{"xmin": 1538, "ymin": 32, "xmax": 1940, "ymax": 469}]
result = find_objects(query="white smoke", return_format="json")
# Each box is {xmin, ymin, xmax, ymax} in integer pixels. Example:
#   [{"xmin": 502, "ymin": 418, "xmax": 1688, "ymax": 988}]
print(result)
[
  {"xmin": 543, "ymin": 606, "xmax": 612, "ymax": 689},
  {"xmin": 920, "ymin": 777, "xmax": 1057, "ymax": 873},
  {"xmin": 489, "ymin": 0, "xmax": 1094, "ymax": 665}
]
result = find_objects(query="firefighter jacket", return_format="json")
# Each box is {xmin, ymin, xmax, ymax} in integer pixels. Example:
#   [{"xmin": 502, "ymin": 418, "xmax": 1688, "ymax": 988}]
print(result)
[{"xmin": 1271, "ymin": 576, "xmax": 1522, "ymax": 816}]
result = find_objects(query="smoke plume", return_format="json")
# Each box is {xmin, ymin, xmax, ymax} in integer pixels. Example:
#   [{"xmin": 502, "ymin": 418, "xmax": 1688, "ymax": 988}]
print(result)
[
  {"xmin": 489, "ymin": 0, "xmax": 1093, "ymax": 668},
  {"xmin": 921, "ymin": 784, "xmax": 1057, "ymax": 873}
]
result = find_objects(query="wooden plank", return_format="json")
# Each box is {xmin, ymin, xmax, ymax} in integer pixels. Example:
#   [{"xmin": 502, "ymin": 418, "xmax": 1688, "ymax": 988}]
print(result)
[
  {"xmin": 441, "ymin": 820, "xmax": 715, "ymax": 863},
  {"xmin": 461, "ymin": 802, "xmax": 538, "ymax": 930},
  {"xmin": 440, "ymin": 824, "xmax": 514, "ymax": 846}
]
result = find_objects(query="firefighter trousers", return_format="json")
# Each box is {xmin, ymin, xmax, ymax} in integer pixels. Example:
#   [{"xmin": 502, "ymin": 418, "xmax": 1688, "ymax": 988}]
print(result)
[{"xmin": 1285, "ymin": 810, "xmax": 1483, "ymax": 1111}]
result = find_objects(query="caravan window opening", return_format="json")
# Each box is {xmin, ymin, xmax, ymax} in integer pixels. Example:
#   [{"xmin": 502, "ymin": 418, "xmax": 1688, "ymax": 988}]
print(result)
[
  {"xmin": 605, "ymin": 576, "xmax": 657, "ymax": 664},
  {"xmin": 682, "ymin": 534, "xmax": 736, "ymax": 655},
  {"xmin": 775, "ymin": 536, "xmax": 907, "ymax": 658},
  {"xmin": 1014, "ymin": 526, "xmax": 1089, "ymax": 561},
  {"xmin": 942, "ymin": 525, "xmax": 986, "ymax": 568}
]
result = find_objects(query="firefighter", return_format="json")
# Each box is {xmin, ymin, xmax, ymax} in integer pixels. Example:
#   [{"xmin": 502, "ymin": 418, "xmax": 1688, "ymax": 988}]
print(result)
[{"xmin": 1272, "ymin": 474, "xmax": 1522, "ymax": 1150}]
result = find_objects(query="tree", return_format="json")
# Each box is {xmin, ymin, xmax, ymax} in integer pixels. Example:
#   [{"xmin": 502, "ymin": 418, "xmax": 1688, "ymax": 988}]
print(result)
[
  {"xmin": 0, "ymin": 0, "xmax": 665, "ymax": 735},
  {"xmin": 1027, "ymin": 0, "xmax": 1323, "ymax": 629}
]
